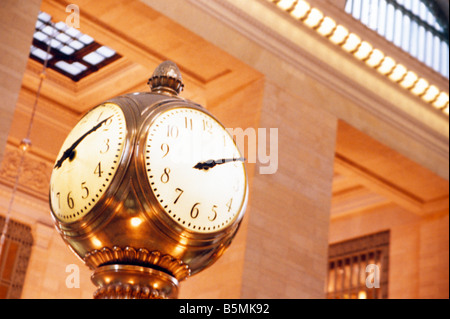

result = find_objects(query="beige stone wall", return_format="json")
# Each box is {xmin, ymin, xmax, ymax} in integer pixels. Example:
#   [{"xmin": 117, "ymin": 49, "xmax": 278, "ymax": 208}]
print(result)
[
  {"xmin": 329, "ymin": 204, "xmax": 449, "ymax": 299},
  {"xmin": 0, "ymin": 0, "xmax": 41, "ymax": 163},
  {"xmin": 240, "ymin": 81, "xmax": 337, "ymax": 298}
]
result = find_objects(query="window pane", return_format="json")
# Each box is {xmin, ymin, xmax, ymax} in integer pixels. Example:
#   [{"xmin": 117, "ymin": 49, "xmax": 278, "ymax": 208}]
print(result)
[
  {"xmin": 31, "ymin": 48, "xmax": 53, "ymax": 61},
  {"xmin": 83, "ymin": 52, "xmax": 105, "ymax": 65},
  {"xmin": 96, "ymin": 46, "xmax": 116, "ymax": 58},
  {"xmin": 55, "ymin": 61, "xmax": 83, "ymax": 75}
]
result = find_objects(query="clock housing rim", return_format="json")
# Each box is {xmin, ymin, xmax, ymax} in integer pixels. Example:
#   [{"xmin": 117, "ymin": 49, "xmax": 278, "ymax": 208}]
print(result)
[
  {"xmin": 134, "ymin": 101, "xmax": 248, "ymax": 242},
  {"xmin": 49, "ymin": 100, "xmax": 137, "ymax": 235}
]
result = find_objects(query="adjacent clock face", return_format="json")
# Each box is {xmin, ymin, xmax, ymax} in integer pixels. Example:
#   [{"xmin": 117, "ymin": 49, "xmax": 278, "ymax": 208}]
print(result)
[
  {"xmin": 144, "ymin": 107, "xmax": 246, "ymax": 234},
  {"xmin": 50, "ymin": 103, "xmax": 126, "ymax": 223}
]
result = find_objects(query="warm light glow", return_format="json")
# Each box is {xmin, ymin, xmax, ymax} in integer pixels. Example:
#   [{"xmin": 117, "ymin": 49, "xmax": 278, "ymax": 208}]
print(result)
[
  {"xmin": 304, "ymin": 8, "xmax": 323, "ymax": 28},
  {"xmin": 277, "ymin": 0, "xmax": 296, "ymax": 10},
  {"xmin": 91, "ymin": 237, "xmax": 102, "ymax": 248},
  {"xmin": 317, "ymin": 16, "xmax": 336, "ymax": 36},
  {"xmin": 329, "ymin": 25, "xmax": 349, "ymax": 45},
  {"xmin": 130, "ymin": 217, "xmax": 143, "ymax": 227},
  {"xmin": 400, "ymin": 71, "xmax": 418, "ymax": 89},
  {"xmin": 290, "ymin": 0, "xmax": 310, "ymax": 19},
  {"xmin": 354, "ymin": 41, "xmax": 373, "ymax": 60},
  {"xmin": 433, "ymin": 92, "xmax": 449, "ymax": 109},
  {"xmin": 389, "ymin": 64, "xmax": 407, "ymax": 82},
  {"xmin": 422, "ymin": 85, "xmax": 440, "ymax": 102},
  {"xmin": 365, "ymin": 49, "xmax": 384, "ymax": 68},
  {"xmin": 358, "ymin": 291, "xmax": 367, "ymax": 299},
  {"xmin": 342, "ymin": 33, "xmax": 361, "ymax": 52},
  {"xmin": 411, "ymin": 78, "xmax": 429, "ymax": 96},
  {"xmin": 19, "ymin": 138, "xmax": 32, "ymax": 152},
  {"xmin": 377, "ymin": 57, "xmax": 396, "ymax": 75}
]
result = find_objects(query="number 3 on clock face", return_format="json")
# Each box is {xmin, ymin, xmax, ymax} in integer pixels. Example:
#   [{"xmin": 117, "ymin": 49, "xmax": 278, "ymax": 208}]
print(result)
[
  {"xmin": 144, "ymin": 107, "xmax": 247, "ymax": 234},
  {"xmin": 49, "ymin": 103, "xmax": 127, "ymax": 223}
]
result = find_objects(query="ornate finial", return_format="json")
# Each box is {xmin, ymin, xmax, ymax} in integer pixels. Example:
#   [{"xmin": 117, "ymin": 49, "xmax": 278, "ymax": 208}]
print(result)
[{"xmin": 147, "ymin": 61, "xmax": 184, "ymax": 95}]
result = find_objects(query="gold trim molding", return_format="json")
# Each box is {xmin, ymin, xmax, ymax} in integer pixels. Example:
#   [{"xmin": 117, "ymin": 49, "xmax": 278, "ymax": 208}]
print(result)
[{"xmin": 84, "ymin": 246, "xmax": 191, "ymax": 281}]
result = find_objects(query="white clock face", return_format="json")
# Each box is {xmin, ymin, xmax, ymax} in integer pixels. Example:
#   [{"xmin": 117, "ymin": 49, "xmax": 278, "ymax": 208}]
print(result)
[
  {"xmin": 144, "ymin": 107, "xmax": 246, "ymax": 234},
  {"xmin": 50, "ymin": 103, "xmax": 126, "ymax": 223}
]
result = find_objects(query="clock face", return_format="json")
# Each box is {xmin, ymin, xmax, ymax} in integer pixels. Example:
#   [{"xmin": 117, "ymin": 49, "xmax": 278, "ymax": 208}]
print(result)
[
  {"xmin": 50, "ymin": 103, "xmax": 127, "ymax": 223},
  {"xmin": 144, "ymin": 107, "xmax": 246, "ymax": 234}
]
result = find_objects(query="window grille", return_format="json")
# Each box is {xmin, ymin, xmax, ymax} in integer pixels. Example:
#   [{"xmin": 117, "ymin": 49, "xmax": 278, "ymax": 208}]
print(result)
[
  {"xmin": 0, "ymin": 216, "xmax": 33, "ymax": 299},
  {"xmin": 30, "ymin": 12, "xmax": 121, "ymax": 82},
  {"xmin": 327, "ymin": 230, "xmax": 389, "ymax": 299},
  {"xmin": 345, "ymin": 0, "xmax": 449, "ymax": 78}
]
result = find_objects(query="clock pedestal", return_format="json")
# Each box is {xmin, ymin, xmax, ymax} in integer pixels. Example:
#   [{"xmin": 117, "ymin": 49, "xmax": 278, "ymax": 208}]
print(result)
[
  {"xmin": 91, "ymin": 265, "xmax": 179, "ymax": 299},
  {"xmin": 84, "ymin": 246, "xmax": 190, "ymax": 299}
]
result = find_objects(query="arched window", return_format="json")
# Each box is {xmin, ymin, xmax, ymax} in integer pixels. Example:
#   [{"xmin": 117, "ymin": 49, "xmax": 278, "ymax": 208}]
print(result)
[{"xmin": 345, "ymin": 0, "xmax": 449, "ymax": 78}]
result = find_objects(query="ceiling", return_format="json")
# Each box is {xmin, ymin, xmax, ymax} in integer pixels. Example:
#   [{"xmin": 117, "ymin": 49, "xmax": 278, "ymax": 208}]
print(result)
[{"xmin": 1, "ymin": 0, "xmax": 448, "ymax": 225}]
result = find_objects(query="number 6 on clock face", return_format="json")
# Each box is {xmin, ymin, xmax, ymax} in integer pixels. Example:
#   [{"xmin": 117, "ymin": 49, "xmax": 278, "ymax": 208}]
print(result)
[{"xmin": 144, "ymin": 107, "xmax": 247, "ymax": 234}]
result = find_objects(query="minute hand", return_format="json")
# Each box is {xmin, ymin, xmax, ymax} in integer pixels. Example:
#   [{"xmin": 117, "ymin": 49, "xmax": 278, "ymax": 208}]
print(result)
[
  {"xmin": 54, "ymin": 116, "xmax": 112, "ymax": 169},
  {"xmin": 193, "ymin": 157, "xmax": 245, "ymax": 171}
]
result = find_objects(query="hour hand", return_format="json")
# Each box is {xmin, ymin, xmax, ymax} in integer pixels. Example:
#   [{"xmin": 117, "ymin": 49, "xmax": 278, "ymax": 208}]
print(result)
[{"xmin": 193, "ymin": 157, "xmax": 245, "ymax": 171}]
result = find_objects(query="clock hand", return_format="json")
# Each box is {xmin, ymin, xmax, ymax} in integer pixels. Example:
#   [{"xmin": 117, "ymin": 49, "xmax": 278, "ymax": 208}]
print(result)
[
  {"xmin": 193, "ymin": 157, "xmax": 245, "ymax": 171},
  {"xmin": 54, "ymin": 116, "xmax": 112, "ymax": 169}
]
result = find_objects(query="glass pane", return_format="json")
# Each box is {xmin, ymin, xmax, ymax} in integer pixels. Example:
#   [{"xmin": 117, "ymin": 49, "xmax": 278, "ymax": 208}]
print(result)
[
  {"xmin": 49, "ymin": 39, "xmax": 62, "ymax": 49},
  {"xmin": 54, "ymin": 21, "xmax": 68, "ymax": 31},
  {"xmin": 385, "ymin": 3, "xmax": 395, "ymax": 42},
  {"xmin": 73, "ymin": 62, "xmax": 88, "ymax": 71},
  {"xmin": 68, "ymin": 40, "xmax": 84, "ymax": 50},
  {"xmin": 59, "ymin": 46, "xmax": 75, "ymax": 55},
  {"xmin": 65, "ymin": 27, "xmax": 80, "ymax": 38},
  {"xmin": 328, "ymin": 262, "xmax": 335, "ymax": 293},
  {"xmin": 33, "ymin": 31, "xmax": 48, "ymax": 42},
  {"xmin": 41, "ymin": 25, "xmax": 57, "ymax": 37},
  {"xmin": 38, "ymin": 11, "xmax": 51, "ymax": 23},
  {"xmin": 344, "ymin": 258, "xmax": 351, "ymax": 290},
  {"xmin": 55, "ymin": 61, "xmax": 83, "ymax": 76},
  {"xmin": 56, "ymin": 33, "xmax": 71, "ymax": 43},
  {"xmin": 83, "ymin": 52, "xmax": 105, "ymax": 65},
  {"xmin": 31, "ymin": 48, "xmax": 53, "ymax": 61},
  {"xmin": 78, "ymin": 34, "xmax": 94, "ymax": 45},
  {"xmin": 352, "ymin": 256, "xmax": 359, "ymax": 287},
  {"xmin": 96, "ymin": 46, "xmax": 116, "ymax": 58}
]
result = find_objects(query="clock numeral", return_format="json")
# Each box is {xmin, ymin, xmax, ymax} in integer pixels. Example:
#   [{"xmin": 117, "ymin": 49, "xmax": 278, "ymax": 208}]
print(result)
[
  {"xmin": 94, "ymin": 162, "xmax": 104, "ymax": 177},
  {"xmin": 167, "ymin": 125, "xmax": 179, "ymax": 138},
  {"xmin": 202, "ymin": 119, "xmax": 212, "ymax": 134},
  {"xmin": 56, "ymin": 192, "xmax": 61, "ymax": 209},
  {"xmin": 226, "ymin": 198, "xmax": 233, "ymax": 212},
  {"xmin": 81, "ymin": 182, "xmax": 89, "ymax": 199},
  {"xmin": 185, "ymin": 117, "xmax": 193, "ymax": 130},
  {"xmin": 100, "ymin": 139, "xmax": 110, "ymax": 154},
  {"xmin": 174, "ymin": 188, "xmax": 183, "ymax": 204},
  {"xmin": 161, "ymin": 143, "xmax": 170, "ymax": 158},
  {"xmin": 161, "ymin": 168, "xmax": 170, "ymax": 184},
  {"xmin": 67, "ymin": 192, "xmax": 74, "ymax": 209},
  {"xmin": 208, "ymin": 205, "xmax": 218, "ymax": 222},
  {"xmin": 190, "ymin": 202, "xmax": 200, "ymax": 219}
]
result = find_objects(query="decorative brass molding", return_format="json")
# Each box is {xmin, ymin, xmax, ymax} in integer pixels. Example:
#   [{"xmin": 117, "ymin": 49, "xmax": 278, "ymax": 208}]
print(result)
[
  {"xmin": 93, "ymin": 282, "xmax": 165, "ymax": 299},
  {"xmin": 84, "ymin": 246, "xmax": 191, "ymax": 281}
]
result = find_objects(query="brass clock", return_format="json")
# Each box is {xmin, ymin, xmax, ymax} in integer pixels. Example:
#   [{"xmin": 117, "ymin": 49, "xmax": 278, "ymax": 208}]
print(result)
[
  {"xmin": 49, "ymin": 61, "xmax": 248, "ymax": 299},
  {"xmin": 143, "ymin": 106, "xmax": 246, "ymax": 234},
  {"xmin": 50, "ymin": 103, "xmax": 127, "ymax": 223}
]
